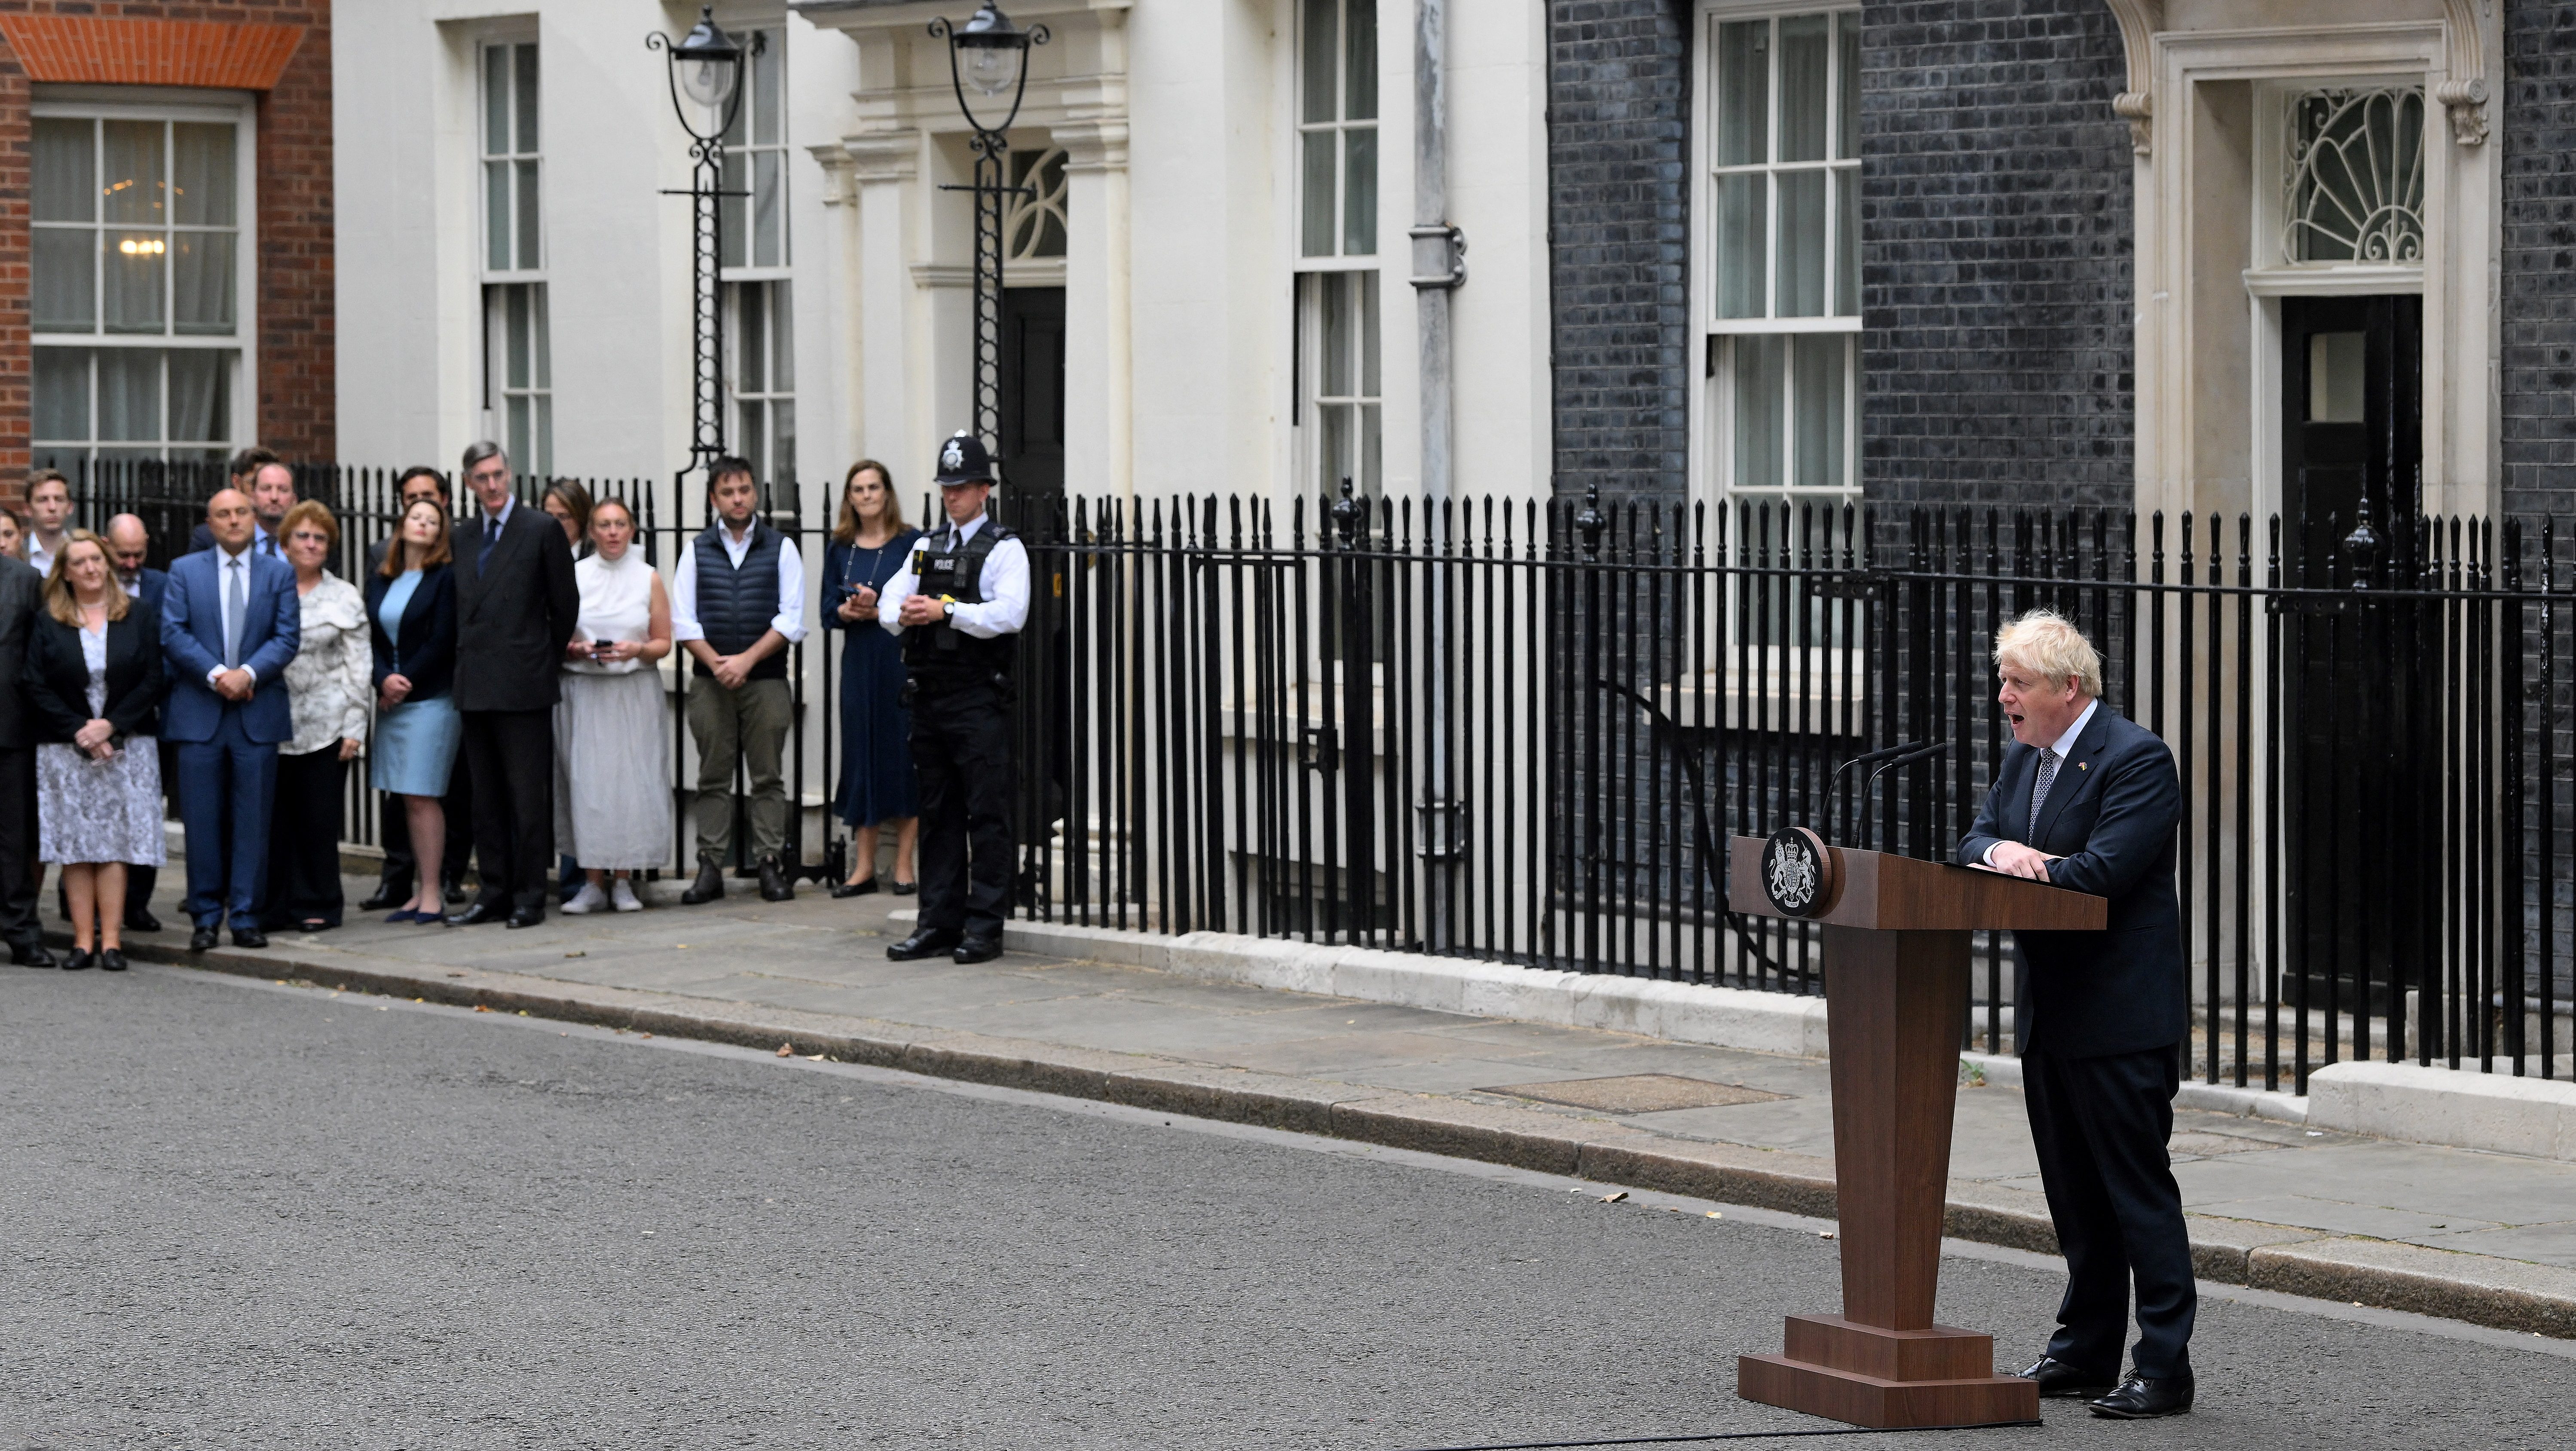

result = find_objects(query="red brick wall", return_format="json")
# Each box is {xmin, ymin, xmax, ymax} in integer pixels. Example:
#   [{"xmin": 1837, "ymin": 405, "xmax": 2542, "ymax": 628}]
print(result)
[{"xmin": 0, "ymin": 2, "xmax": 333, "ymax": 505}]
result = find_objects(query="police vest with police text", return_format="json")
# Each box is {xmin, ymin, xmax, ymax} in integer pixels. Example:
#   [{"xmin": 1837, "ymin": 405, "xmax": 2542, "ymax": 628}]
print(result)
[{"xmin": 903, "ymin": 518, "xmax": 1019, "ymax": 685}]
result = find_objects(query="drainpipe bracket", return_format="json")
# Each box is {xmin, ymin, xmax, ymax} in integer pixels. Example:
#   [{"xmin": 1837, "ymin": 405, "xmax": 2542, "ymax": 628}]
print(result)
[{"xmin": 1408, "ymin": 223, "xmax": 1467, "ymax": 291}]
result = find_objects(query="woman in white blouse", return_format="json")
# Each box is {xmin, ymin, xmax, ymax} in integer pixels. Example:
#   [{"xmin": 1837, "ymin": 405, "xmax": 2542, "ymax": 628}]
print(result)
[
  {"xmin": 263, "ymin": 500, "xmax": 372, "ymax": 932},
  {"xmin": 556, "ymin": 496, "xmax": 673, "ymax": 913}
]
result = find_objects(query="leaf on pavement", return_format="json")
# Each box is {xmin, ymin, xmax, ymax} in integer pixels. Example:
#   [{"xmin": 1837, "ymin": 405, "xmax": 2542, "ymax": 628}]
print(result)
[
  {"xmin": 776, "ymin": 1043, "xmax": 794, "ymax": 1057},
  {"xmin": 1599, "ymin": 1191, "xmax": 1628, "ymax": 1204}
]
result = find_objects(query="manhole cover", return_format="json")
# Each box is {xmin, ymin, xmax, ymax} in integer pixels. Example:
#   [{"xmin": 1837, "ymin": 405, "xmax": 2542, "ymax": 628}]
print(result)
[{"xmin": 1485, "ymin": 1073, "xmax": 1790, "ymax": 1115}]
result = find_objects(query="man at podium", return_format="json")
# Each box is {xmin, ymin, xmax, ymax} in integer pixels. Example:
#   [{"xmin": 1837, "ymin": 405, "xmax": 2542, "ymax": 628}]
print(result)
[{"xmin": 1957, "ymin": 610, "xmax": 2193, "ymax": 1420}]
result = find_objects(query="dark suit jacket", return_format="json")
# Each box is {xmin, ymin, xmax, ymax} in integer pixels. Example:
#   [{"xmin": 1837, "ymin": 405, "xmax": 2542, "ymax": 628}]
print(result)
[
  {"xmin": 453, "ymin": 504, "xmax": 579, "ymax": 712},
  {"xmin": 1956, "ymin": 705, "xmax": 2183, "ymax": 1058},
  {"xmin": 159, "ymin": 546, "xmax": 301, "ymax": 744},
  {"xmin": 0, "ymin": 556, "xmax": 43, "ymax": 750},
  {"xmin": 27, "ymin": 604, "xmax": 165, "ymax": 745},
  {"xmin": 365, "ymin": 563, "xmax": 459, "ymax": 701}
]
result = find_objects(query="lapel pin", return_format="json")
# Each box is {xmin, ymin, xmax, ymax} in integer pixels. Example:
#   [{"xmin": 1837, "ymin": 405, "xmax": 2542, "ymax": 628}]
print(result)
[{"xmin": 2077, "ymin": 761, "xmax": 2087, "ymax": 770}]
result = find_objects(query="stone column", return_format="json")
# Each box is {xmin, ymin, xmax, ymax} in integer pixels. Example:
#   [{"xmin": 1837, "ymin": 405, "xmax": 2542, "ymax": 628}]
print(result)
[
  {"xmin": 843, "ymin": 128, "xmax": 923, "ymax": 486},
  {"xmin": 1055, "ymin": 119, "xmax": 1132, "ymax": 501}
]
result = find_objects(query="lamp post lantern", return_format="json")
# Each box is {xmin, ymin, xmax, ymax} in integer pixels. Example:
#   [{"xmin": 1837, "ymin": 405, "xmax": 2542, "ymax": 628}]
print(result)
[
  {"xmin": 930, "ymin": 4, "xmax": 1049, "ymax": 467},
  {"xmin": 649, "ymin": 7, "xmax": 755, "ymax": 480}
]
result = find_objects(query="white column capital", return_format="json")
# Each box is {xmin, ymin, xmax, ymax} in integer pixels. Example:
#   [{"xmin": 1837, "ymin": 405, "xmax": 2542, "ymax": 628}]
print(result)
[
  {"xmin": 1054, "ymin": 119, "xmax": 1129, "ymax": 174},
  {"xmin": 841, "ymin": 128, "xmax": 923, "ymax": 184}
]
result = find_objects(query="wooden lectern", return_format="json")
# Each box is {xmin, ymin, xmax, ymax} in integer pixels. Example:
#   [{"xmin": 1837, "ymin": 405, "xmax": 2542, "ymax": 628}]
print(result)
[{"xmin": 1727, "ymin": 834, "xmax": 2106, "ymax": 1428}]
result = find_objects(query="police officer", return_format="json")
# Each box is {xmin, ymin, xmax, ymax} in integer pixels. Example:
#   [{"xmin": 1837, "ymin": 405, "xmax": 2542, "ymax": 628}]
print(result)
[{"xmin": 877, "ymin": 431, "xmax": 1028, "ymax": 964}]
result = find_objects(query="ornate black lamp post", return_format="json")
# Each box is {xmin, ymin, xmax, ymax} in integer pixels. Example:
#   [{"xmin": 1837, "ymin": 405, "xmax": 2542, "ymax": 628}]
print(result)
[
  {"xmin": 649, "ymin": 7, "xmax": 754, "ymax": 479},
  {"xmin": 929, "ymin": 4, "xmax": 1049, "ymax": 460}
]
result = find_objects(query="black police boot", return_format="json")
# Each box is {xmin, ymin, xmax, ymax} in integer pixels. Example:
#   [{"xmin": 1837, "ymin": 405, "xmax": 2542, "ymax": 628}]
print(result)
[
  {"xmin": 758, "ymin": 855, "xmax": 794, "ymax": 903},
  {"xmin": 680, "ymin": 856, "xmax": 726, "ymax": 906}
]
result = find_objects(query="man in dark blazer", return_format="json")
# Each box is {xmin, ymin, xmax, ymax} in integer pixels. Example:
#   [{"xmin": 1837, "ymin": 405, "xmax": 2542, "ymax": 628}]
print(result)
[
  {"xmin": 161, "ymin": 489, "xmax": 300, "ymax": 950},
  {"xmin": 0, "ymin": 550, "xmax": 55, "ymax": 966},
  {"xmin": 449, "ymin": 441, "xmax": 578, "ymax": 928},
  {"xmin": 185, "ymin": 447, "xmax": 291, "ymax": 557},
  {"xmin": 1957, "ymin": 609, "xmax": 2191, "ymax": 1420},
  {"xmin": 357, "ymin": 467, "xmax": 476, "ymax": 913},
  {"xmin": 104, "ymin": 514, "xmax": 170, "ymax": 933}
]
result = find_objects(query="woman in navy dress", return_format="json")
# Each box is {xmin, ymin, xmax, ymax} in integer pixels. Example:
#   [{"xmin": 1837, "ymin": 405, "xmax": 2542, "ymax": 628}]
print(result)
[{"xmin": 825, "ymin": 460, "xmax": 921, "ymax": 897}]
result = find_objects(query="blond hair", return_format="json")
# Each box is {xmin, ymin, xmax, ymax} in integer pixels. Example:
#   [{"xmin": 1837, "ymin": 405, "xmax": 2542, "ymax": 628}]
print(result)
[
  {"xmin": 1993, "ymin": 609, "xmax": 2102, "ymax": 700},
  {"xmin": 43, "ymin": 531, "xmax": 129, "ymax": 627}
]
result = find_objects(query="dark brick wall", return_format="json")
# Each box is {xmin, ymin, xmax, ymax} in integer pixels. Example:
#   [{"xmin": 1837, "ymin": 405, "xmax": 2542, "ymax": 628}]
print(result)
[
  {"xmin": 1856, "ymin": 0, "xmax": 2133, "ymax": 509},
  {"xmin": 2502, "ymin": 0, "xmax": 2576, "ymax": 520},
  {"xmin": 1547, "ymin": 0, "xmax": 1692, "ymax": 503}
]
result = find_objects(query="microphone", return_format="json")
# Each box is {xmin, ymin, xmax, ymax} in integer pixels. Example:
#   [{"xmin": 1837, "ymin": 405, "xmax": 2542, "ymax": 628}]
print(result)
[{"xmin": 1819, "ymin": 739, "xmax": 1947, "ymax": 840}]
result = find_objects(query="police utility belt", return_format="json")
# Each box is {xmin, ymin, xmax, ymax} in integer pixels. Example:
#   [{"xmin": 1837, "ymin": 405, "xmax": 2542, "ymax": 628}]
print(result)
[{"xmin": 902, "ymin": 523, "xmax": 1016, "ymax": 703}]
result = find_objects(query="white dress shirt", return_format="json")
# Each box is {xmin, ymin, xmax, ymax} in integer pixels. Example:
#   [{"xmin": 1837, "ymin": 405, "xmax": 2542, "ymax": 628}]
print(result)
[
  {"xmin": 877, "ymin": 512, "xmax": 1030, "ymax": 638},
  {"xmin": 670, "ymin": 517, "xmax": 807, "ymax": 646},
  {"xmin": 1984, "ymin": 696, "xmax": 2099, "ymax": 865},
  {"xmin": 210, "ymin": 543, "xmax": 255, "ymax": 687}
]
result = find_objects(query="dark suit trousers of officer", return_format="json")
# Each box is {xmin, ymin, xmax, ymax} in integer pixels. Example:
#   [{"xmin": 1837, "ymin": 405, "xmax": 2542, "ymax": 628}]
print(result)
[
  {"xmin": 911, "ymin": 679, "xmax": 1014, "ymax": 938},
  {"xmin": 0, "ymin": 746, "xmax": 41, "ymax": 949},
  {"xmin": 2023, "ymin": 1045, "xmax": 2197, "ymax": 1380},
  {"xmin": 462, "ymin": 709, "xmax": 554, "ymax": 911}
]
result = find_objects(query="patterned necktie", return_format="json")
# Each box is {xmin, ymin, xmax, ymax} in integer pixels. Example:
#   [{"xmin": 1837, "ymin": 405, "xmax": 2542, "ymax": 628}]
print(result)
[
  {"xmin": 222, "ymin": 558, "xmax": 246, "ymax": 669},
  {"xmin": 2030, "ymin": 747, "xmax": 2060, "ymax": 827},
  {"xmin": 479, "ymin": 517, "xmax": 502, "ymax": 572}
]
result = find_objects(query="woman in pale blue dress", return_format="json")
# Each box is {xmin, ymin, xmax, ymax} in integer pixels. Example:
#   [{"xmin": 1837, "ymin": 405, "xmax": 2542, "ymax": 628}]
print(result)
[{"xmin": 365, "ymin": 500, "xmax": 462, "ymax": 923}]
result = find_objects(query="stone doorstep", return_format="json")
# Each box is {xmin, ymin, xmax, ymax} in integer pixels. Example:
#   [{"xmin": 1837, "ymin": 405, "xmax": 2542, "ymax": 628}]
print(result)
[{"xmin": 114, "ymin": 936, "xmax": 2576, "ymax": 1343}]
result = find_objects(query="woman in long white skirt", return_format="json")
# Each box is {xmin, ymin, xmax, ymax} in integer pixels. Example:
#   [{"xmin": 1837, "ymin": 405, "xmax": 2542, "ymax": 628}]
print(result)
[{"xmin": 556, "ymin": 496, "xmax": 674, "ymax": 913}]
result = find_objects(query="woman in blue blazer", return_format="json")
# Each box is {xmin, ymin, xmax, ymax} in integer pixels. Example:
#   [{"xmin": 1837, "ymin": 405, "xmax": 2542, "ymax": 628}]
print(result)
[{"xmin": 365, "ymin": 500, "xmax": 462, "ymax": 923}]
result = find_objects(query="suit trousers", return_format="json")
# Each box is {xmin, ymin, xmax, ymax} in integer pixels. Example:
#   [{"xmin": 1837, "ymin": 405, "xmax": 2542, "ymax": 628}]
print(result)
[
  {"xmin": 0, "ymin": 746, "xmax": 40, "ymax": 949},
  {"xmin": 910, "ymin": 679, "xmax": 1015, "ymax": 939},
  {"xmin": 2023, "ymin": 1045, "xmax": 2197, "ymax": 1380},
  {"xmin": 462, "ymin": 708, "xmax": 557, "ymax": 912},
  {"xmin": 263, "ymin": 747, "xmax": 348, "ymax": 929},
  {"xmin": 176, "ymin": 711, "xmax": 278, "ymax": 931},
  {"xmin": 686, "ymin": 676, "xmax": 792, "ymax": 863}
]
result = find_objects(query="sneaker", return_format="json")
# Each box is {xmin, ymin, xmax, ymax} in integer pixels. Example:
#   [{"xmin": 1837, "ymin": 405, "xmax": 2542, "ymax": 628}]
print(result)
[
  {"xmin": 610, "ymin": 878, "xmax": 642, "ymax": 913},
  {"xmin": 563, "ymin": 882, "xmax": 609, "ymax": 916}
]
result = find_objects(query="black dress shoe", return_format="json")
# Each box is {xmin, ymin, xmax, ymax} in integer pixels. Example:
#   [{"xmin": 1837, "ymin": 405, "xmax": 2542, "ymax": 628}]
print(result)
[
  {"xmin": 61, "ymin": 949, "xmax": 94, "ymax": 971},
  {"xmin": 679, "ymin": 858, "xmax": 725, "ymax": 906},
  {"xmin": 442, "ymin": 877, "xmax": 469, "ymax": 906},
  {"xmin": 449, "ymin": 901, "xmax": 510, "ymax": 926},
  {"xmin": 886, "ymin": 927, "xmax": 962, "ymax": 961},
  {"xmin": 951, "ymin": 935, "xmax": 1003, "ymax": 965},
  {"xmin": 758, "ymin": 856, "xmax": 794, "ymax": 902},
  {"xmin": 98, "ymin": 949, "xmax": 127, "ymax": 972},
  {"xmin": 10, "ymin": 940, "xmax": 56, "ymax": 968},
  {"xmin": 188, "ymin": 927, "xmax": 218, "ymax": 953},
  {"xmin": 231, "ymin": 927, "xmax": 268, "ymax": 949},
  {"xmin": 2016, "ymin": 1356, "xmax": 2117, "ymax": 1400},
  {"xmin": 2089, "ymin": 1372, "xmax": 2194, "ymax": 1419},
  {"xmin": 125, "ymin": 908, "xmax": 162, "ymax": 933},
  {"xmin": 890, "ymin": 880, "xmax": 918, "ymax": 897},
  {"xmin": 830, "ymin": 877, "xmax": 879, "ymax": 899},
  {"xmin": 358, "ymin": 880, "xmax": 410, "ymax": 912},
  {"xmin": 505, "ymin": 905, "xmax": 545, "ymax": 929}
]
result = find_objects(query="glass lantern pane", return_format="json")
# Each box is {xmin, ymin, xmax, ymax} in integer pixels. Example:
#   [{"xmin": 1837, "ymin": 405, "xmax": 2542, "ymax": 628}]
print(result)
[
  {"xmin": 1778, "ymin": 15, "xmax": 1830, "ymax": 163},
  {"xmin": 33, "ymin": 230, "xmax": 95, "ymax": 333},
  {"xmin": 1732, "ymin": 336, "xmax": 1785, "ymax": 491},
  {"xmin": 102, "ymin": 121, "xmax": 164, "ymax": 226},
  {"xmin": 103, "ymin": 232, "xmax": 166, "ymax": 333},
  {"xmin": 33, "ymin": 118, "xmax": 93, "ymax": 223},
  {"xmin": 1342, "ymin": 127, "xmax": 1377, "ymax": 255},
  {"xmin": 1714, "ymin": 174, "xmax": 1767, "ymax": 318},
  {"xmin": 1716, "ymin": 21, "xmax": 1769, "ymax": 167},
  {"xmin": 1301, "ymin": 0, "xmax": 1339, "ymax": 125},
  {"xmin": 1775, "ymin": 170, "xmax": 1826, "ymax": 317},
  {"xmin": 172, "ymin": 124, "xmax": 236, "ymax": 227},
  {"xmin": 173, "ymin": 231, "xmax": 236, "ymax": 335},
  {"xmin": 1792, "ymin": 335, "xmax": 1846, "ymax": 491},
  {"xmin": 1301, "ymin": 131, "xmax": 1337, "ymax": 257},
  {"xmin": 1345, "ymin": 0, "xmax": 1378, "ymax": 122}
]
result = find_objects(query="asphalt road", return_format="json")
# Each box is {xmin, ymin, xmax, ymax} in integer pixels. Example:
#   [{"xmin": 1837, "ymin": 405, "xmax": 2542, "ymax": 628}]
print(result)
[{"xmin": 3, "ymin": 966, "xmax": 2570, "ymax": 1451}]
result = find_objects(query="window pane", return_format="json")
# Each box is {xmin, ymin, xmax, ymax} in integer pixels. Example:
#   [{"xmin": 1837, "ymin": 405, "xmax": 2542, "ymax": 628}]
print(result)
[
  {"xmin": 1776, "ymin": 170, "xmax": 1826, "ymax": 317},
  {"xmin": 34, "ymin": 230, "xmax": 95, "ymax": 333},
  {"xmin": 1714, "ymin": 174, "xmax": 1767, "ymax": 318},
  {"xmin": 720, "ymin": 152, "xmax": 747, "ymax": 270},
  {"xmin": 508, "ymin": 395, "xmax": 530, "ymax": 475},
  {"xmin": 104, "ymin": 232, "xmax": 166, "ymax": 333},
  {"xmin": 507, "ymin": 286, "xmax": 531, "ymax": 390},
  {"xmin": 1732, "ymin": 335, "xmax": 1784, "ymax": 490},
  {"xmin": 34, "ymin": 350, "xmax": 88, "ymax": 442},
  {"xmin": 34, "ymin": 118, "xmax": 93, "ymax": 223},
  {"xmin": 1716, "ymin": 21, "xmax": 1769, "ymax": 167},
  {"xmin": 171, "ymin": 124, "xmax": 236, "ymax": 227},
  {"xmin": 1359, "ymin": 270, "xmax": 1381, "ymax": 397},
  {"xmin": 168, "ymin": 349, "xmax": 229, "ymax": 442},
  {"xmin": 752, "ymin": 34, "xmax": 781, "ymax": 147},
  {"xmin": 740, "ymin": 294, "xmax": 767, "ymax": 394},
  {"xmin": 1792, "ymin": 334, "xmax": 1846, "ymax": 491},
  {"xmin": 514, "ymin": 44, "xmax": 540, "ymax": 154},
  {"xmin": 515, "ymin": 159, "xmax": 541, "ymax": 269},
  {"xmin": 1301, "ymin": 0, "xmax": 1339, "ymax": 125},
  {"xmin": 1359, "ymin": 402, "xmax": 1382, "ymax": 496},
  {"xmin": 485, "ymin": 45, "xmax": 511, "ymax": 155},
  {"xmin": 534, "ymin": 396, "xmax": 553, "ymax": 478},
  {"xmin": 771, "ymin": 284, "xmax": 795, "ymax": 389},
  {"xmin": 1345, "ymin": 0, "xmax": 1378, "ymax": 122},
  {"xmin": 741, "ymin": 402, "xmax": 768, "ymax": 483},
  {"xmin": 1343, "ymin": 127, "xmax": 1377, "ymax": 256},
  {"xmin": 1319, "ymin": 402, "xmax": 1351, "ymax": 495},
  {"xmin": 102, "ymin": 121, "xmax": 164, "ymax": 226},
  {"xmin": 1778, "ymin": 15, "xmax": 1830, "ymax": 163},
  {"xmin": 1301, "ymin": 131, "xmax": 1337, "ymax": 257},
  {"xmin": 173, "ymin": 231, "xmax": 236, "ymax": 334},
  {"xmin": 1835, "ymin": 169, "xmax": 1859, "ymax": 317},
  {"xmin": 753, "ymin": 150, "xmax": 783, "ymax": 268},
  {"xmin": 98, "ymin": 350, "xmax": 162, "ymax": 442},
  {"xmin": 1320, "ymin": 273, "xmax": 1353, "ymax": 397},
  {"xmin": 532, "ymin": 286, "xmax": 551, "ymax": 389},
  {"xmin": 1836, "ymin": 13, "xmax": 1860, "ymax": 160},
  {"xmin": 486, "ymin": 160, "xmax": 511, "ymax": 271}
]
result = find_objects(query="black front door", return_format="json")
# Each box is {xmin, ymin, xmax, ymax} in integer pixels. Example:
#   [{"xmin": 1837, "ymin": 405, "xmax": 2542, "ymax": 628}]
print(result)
[
  {"xmin": 2279, "ymin": 293, "xmax": 2432, "ymax": 1037},
  {"xmin": 997, "ymin": 286, "xmax": 1068, "ymax": 898},
  {"xmin": 997, "ymin": 286, "xmax": 1066, "ymax": 524}
]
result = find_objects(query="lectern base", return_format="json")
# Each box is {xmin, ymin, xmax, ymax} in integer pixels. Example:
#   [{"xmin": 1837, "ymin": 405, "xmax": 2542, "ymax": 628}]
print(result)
[{"xmin": 1737, "ymin": 1316, "xmax": 2040, "ymax": 1429}]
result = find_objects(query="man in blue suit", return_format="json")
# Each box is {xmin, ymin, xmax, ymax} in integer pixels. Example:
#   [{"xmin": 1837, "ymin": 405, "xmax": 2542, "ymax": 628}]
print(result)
[
  {"xmin": 1957, "ymin": 609, "xmax": 2192, "ymax": 1421},
  {"xmin": 104, "ymin": 515, "xmax": 172, "ymax": 932},
  {"xmin": 160, "ymin": 489, "xmax": 299, "ymax": 950}
]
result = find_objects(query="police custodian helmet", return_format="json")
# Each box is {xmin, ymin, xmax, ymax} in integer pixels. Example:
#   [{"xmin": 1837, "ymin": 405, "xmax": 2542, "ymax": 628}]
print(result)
[{"xmin": 934, "ymin": 430, "xmax": 997, "ymax": 486}]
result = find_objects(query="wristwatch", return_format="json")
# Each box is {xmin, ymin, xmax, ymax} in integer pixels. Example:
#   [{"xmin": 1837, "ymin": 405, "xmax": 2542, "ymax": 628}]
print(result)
[{"xmin": 942, "ymin": 599, "xmax": 956, "ymax": 621}]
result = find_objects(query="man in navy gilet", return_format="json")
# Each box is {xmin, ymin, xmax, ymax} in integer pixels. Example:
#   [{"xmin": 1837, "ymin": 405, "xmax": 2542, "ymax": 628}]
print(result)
[
  {"xmin": 877, "ymin": 432, "xmax": 1028, "ymax": 965},
  {"xmin": 672, "ymin": 455, "xmax": 807, "ymax": 904}
]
